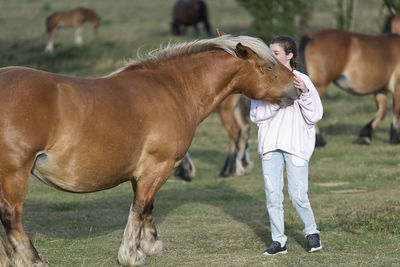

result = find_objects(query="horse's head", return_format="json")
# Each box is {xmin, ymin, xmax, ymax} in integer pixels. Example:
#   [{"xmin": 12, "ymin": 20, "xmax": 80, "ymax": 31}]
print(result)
[
  {"xmin": 216, "ymin": 29, "xmax": 299, "ymax": 106},
  {"xmin": 233, "ymin": 42, "xmax": 300, "ymax": 107}
]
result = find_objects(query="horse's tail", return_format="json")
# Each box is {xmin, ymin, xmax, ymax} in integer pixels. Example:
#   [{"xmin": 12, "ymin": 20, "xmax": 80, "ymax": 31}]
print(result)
[
  {"xmin": 199, "ymin": 0, "xmax": 211, "ymax": 35},
  {"xmin": 298, "ymin": 34, "xmax": 311, "ymax": 74},
  {"xmin": 383, "ymin": 15, "xmax": 395, "ymax": 33}
]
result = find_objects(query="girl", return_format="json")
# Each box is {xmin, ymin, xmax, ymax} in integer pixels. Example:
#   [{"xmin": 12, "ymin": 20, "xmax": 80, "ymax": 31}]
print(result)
[{"xmin": 250, "ymin": 35, "xmax": 323, "ymax": 255}]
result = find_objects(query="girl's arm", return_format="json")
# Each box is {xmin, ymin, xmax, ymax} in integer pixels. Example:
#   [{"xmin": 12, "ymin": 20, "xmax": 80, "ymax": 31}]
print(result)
[{"xmin": 296, "ymin": 74, "xmax": 323, "ymax": 125}]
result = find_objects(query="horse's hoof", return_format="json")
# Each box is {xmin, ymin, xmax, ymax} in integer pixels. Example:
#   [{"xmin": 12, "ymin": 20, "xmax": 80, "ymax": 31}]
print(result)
[
  {"xmin": 359, "ymin": 137, "xmax": 371, "ymax": 145},
  {"xmin": 315, "ymin": 134, "xmax": 327, "ymax": 147}
]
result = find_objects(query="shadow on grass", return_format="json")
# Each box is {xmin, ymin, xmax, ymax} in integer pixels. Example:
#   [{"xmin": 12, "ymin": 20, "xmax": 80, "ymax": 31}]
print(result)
[{"xmin": 19, "ymin": 176, "xmax": 315, "ymax": 252}]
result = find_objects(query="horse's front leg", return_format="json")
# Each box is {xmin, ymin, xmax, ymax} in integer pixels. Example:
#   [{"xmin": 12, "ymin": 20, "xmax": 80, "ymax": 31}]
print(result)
[
  {"xmin": 0, "ymin": 237, "xmax": 11, "ymax": 266},
  {"xmin": 74, "ymin": 26, "xmax": 83, "ymax": 45},
  {"xmin": 140, "ymin": 202, "xmax": 165, "ymax": 256},
  {"xmin": 44, "ymin": 29, "xmax": 56, "ymax": 53},
  {"xmin": 390, "ymin": 85, "xmax": 400, "ymax": 143},
  {"xmin": 118, "ymin": 161, "xmax": 172, "ymax": 266},
  {"xmin": 359, "ymin": 91, "xmax": 387, "ymax": 145}
]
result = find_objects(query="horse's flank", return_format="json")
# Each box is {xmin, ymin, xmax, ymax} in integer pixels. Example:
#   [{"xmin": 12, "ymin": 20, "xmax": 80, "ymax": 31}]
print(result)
[{"xmin": 46, "ymin": 7, "xmax": 101, "ymax": 31}]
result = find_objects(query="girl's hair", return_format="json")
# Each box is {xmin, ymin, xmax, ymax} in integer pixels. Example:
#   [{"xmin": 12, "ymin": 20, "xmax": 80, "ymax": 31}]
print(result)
[{"xmin": 270, "ymin": 35, "xmax": 297, "ymax": 70}]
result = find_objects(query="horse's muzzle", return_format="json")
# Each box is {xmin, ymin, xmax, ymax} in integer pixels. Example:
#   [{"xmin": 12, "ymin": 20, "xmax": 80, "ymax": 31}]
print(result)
[{"xmin": 280, "ymin": 83, "xmax": 301, "ymax": 107}]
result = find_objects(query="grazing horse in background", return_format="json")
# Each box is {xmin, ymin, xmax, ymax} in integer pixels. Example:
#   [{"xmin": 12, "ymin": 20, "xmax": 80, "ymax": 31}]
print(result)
[
  {"xmin": 0, "ymin": 33, "xmax": 299, "ymax": 266},
  {"xmin": 299, "ymin": 29, "xmax": 400, "ymax": 146},
  {"xmin": 174, "ymin": 94, "xmax": 252, "ymax": 181},
  {"xmin": 45, "ymin": 7, "xmax": 101, "ymax": 53},
  {"xmin": 171, "ymin": 0, "xmax": 211, "ymax": 36}
]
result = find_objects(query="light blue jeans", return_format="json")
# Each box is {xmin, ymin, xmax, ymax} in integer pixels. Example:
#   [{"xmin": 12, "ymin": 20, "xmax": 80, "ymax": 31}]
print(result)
[{"xmin": 261, "ymin": 150, "xmax": 319, "ymax": 246}]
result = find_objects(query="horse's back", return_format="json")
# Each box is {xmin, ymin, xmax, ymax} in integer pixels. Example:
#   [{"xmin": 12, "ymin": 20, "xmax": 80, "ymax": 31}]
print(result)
[
  {"xmin": 46, "ymin": 7, "xmax": 98, "ymax": 29},
  {"xmin": 305, "ymin": 29, "xmax": 400, "ymax": 94}
]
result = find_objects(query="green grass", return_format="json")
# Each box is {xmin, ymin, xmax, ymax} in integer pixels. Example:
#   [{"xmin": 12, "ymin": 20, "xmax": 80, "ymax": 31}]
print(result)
[{"xmin": 1, "ymin": 0, "xmax": 400, "ymax": 266}]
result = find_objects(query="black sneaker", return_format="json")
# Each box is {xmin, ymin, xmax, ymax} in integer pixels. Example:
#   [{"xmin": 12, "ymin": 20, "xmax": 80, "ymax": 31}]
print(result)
[
  {"xmin": 263, "ymin": 241, "xmax": 287, "ymax": 255},
  {"xmin": 306, "ymin": 233, "xmax": 322, "ymax": 253}
]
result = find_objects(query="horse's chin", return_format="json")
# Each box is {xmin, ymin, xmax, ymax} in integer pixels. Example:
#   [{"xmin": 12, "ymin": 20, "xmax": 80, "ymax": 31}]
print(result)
[{"xmin": 280, "ymin": 85, "xmax": 301, "ymax": 107}]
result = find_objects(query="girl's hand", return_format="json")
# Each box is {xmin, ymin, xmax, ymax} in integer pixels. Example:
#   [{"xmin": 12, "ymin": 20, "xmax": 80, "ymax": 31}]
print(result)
[{"xmin": 294, "ymin": 75, "xmax": 309, "ymax": 94}]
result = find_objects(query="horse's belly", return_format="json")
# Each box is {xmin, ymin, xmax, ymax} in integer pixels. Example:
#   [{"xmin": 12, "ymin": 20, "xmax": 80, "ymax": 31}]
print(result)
[
  {"xmin": 31, "ymin": 152, "xmax": 130, "ymax": 193},
  {"xmin": 334, "ymin": 72, "xmax": 387, "ymax": 95}
]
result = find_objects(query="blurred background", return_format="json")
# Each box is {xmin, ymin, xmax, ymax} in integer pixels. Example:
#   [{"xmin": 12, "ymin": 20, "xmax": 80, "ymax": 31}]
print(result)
[{"xmin": 1, "ymin": 0, "xmax": 398, "ymax": 76}]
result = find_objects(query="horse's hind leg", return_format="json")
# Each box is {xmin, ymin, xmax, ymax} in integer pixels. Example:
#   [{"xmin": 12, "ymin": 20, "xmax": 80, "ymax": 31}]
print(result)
[
  {"xmin": 0, "ymin": 167, "xmax": 47, "ymax": 267},
  {"xmin": 173, "ymin": 152, "xmax": 195, "ymax": 182},
  {"xmin": 217, "ymin": 96, "xmax": 241, "ymax": 177},
  {"xmin": 234, "ymin": 96, "xmax": 253, "ymax": 174},
  {"xmin": 359, "ymin": 91, "xmax": 387, "ymax": 145}
]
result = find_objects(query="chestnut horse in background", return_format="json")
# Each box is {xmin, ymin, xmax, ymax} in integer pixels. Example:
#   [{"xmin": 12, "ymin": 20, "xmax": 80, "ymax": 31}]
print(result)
[
  {"xmin": 171, "ymin": 0, "xmax": 211, "ymax": 36},
  {"xmin": 0, "ymin": 33, "xmax": 299, "ymax": 266},
  {"xmin": 300, "ymin": 29, "xmax": 400, "ymax": 146},
  {"xmin": 174, "ymin": 94, "xmax": 252, "ymax": 181},
  {"xmin": 45, "ymin": 7, "xmax": 101, "ymax": 53}
]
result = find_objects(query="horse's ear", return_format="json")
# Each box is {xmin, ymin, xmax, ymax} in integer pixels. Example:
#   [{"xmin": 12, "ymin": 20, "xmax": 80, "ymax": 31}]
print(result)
[
  {"xmin": 216, "ymin": 28, "xmax": 228, "ymax": 36},
  {"xmin": 235, "ymin": 43, "xmax": 249, "ymax": 59}
]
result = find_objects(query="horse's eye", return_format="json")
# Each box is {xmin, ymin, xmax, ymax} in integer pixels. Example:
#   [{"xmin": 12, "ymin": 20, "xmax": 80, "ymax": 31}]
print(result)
[{"xmin": 266, "ymin": 65, "xmax": 274, "ymax": 71}]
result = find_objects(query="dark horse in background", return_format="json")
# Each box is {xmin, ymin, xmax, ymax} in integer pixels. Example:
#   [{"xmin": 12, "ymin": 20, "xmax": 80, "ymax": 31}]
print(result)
[
  {"xmin": 300, "ymin": 29, "xmax": 400, "ymax": 146},
  {"xmin": 0, "ymin": 33, "xmax": 299, "ymax": 266},
  {"xmin": 171, "ymin": 0, "xmax": 211, "ymax": 36}
]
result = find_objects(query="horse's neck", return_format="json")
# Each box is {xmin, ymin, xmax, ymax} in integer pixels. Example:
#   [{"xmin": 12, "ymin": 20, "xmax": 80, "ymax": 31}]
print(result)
[{"xmin": 162, "ymin": 51, "xmax": 241, "ymax": 123}]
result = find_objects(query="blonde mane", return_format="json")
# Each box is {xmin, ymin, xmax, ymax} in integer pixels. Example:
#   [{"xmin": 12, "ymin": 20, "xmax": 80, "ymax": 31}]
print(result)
[{"xmin": 108, "ymin": 35, "xmax": 276, "ymax": 76}]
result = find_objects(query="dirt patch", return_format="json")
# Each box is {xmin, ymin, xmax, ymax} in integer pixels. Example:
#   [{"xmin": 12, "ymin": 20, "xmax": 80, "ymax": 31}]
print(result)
[
  {"xmin": 315, "ymin": 182, "xmax": 350, "ymax": 187},
  {"xmin": 331, "ymin": 189, "xmax": 366, "ymax": 194}
]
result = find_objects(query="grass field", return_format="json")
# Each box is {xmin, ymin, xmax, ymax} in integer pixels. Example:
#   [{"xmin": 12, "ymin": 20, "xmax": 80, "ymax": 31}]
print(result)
[{"xmin": 1, "ymin": 0, "xmax": 400, "ymax": 266}]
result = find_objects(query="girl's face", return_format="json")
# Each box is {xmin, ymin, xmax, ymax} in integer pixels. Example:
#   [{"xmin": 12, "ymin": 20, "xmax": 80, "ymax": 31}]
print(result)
[{"xmin": 270, "ymin": 43, "xmax": 293, "ymax": 70}]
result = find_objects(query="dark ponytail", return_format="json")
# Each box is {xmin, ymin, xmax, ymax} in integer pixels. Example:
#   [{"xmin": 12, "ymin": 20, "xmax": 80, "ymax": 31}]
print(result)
[{"xmin": 270, "ymin": 35, "xmax": 297, "ymax": 70}]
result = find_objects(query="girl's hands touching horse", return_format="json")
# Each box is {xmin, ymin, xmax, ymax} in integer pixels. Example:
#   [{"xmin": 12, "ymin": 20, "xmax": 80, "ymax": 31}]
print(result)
[{"xmin": 294, "ymin": 75, "xmax": 309, "ymax": 94}]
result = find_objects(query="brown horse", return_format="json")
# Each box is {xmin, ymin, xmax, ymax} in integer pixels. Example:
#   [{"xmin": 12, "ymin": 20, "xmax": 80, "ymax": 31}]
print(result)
[
  {"xmin": 174, "ymin": 94, "xmax": 252, "ymax": 181},
  {"xmin": 299, "ymin": 29, "xmax": 400, "ymax": 146},
  {"xmin": 171, "ymin": 0, "xmax": 211, "ymax": 36},
  {"xmin": 45, "ymin": 7, "xmax": 101, "ymax": 53},
  {"xmin": 0, "ymin": 34, "xmax": 299, "ymax": 266}
]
